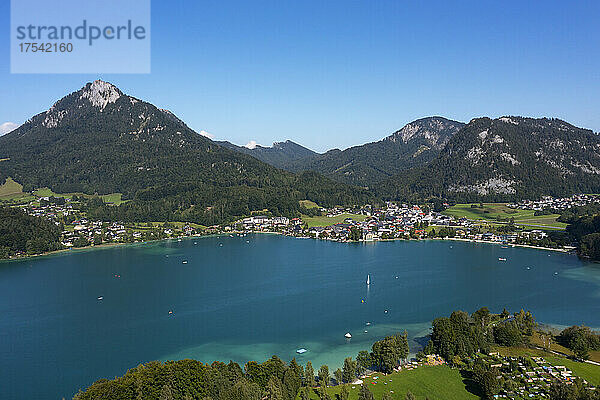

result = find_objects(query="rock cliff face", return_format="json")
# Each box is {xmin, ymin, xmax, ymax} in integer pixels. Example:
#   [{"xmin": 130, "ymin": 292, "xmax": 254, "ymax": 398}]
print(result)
[{"xmin": 378, "ymin": 116, "xmax": 600, "ymax": 200}]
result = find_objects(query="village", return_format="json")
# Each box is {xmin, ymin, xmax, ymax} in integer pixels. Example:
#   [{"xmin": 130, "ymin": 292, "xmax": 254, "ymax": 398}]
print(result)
[
  {"xmin": 507, "ymin": 194, "xmax": 600, "ymax": 212},
  {"xmin": 237, "ymin": 202, "xmax": 558, "ymax": 249},
  {"xmin": 3, "ymin": 195, "xmax": 580, "ymax": 256},
  {"xmin": 4, "ymin": 192, "xmax": 588, "ymax": 258}
]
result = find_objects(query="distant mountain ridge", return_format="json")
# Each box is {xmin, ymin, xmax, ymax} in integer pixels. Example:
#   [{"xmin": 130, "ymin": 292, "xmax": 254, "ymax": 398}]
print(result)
[
  {"xmin": 378, "ymin": 116, "xmax": 600, "ymax": 201},
  {"xmin": 3, "ymin": 80, "xmax": 600, "ymax": 211},
  {"xmin": 217, "ymin": 139, "xmax": 318, "ymax": 169},
  {"xmin": 283, "ymin": 116, "xmax": 465, "ymax": 187}
]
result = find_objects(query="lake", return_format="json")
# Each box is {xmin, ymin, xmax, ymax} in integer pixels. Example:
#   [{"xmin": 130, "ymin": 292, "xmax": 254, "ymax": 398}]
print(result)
[{"xmin": 1, "ymin": 234, "xmax": 599, "ymax": 399}]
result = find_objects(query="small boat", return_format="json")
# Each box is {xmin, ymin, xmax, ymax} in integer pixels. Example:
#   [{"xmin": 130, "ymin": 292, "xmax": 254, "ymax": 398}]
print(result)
[
  {"xmin": 366, "ymin": 322, "xmax": 371, "ymax": 326},
  {"xmin": 296, "ymin": 348, "xmax": 307, "ymax": 354},
  {"xmin": 177, "ymin": 238, "xmax": 182, "ymax": 242},
  {"xmin": 345, "ymin": 332, "xmax": 352, "ymax": 339},
  {"xmin": 498, "ymin": 258, "xmax": 507, "ymax": 261},
  {"xmin": 554, "ymin": 272, "xmax": 559, "ymax": 275},
  {"xmin": 168, "ymin": 310, "xmax": 173, "ymax": 315},
  {"xmin": 364, "ymin": 330, "xmax": 368, "ymax": 333},
  {"xmin": 97, "ymin": 296, "xmax": 103, "ymax": 301},
  {"xmin": 182, "ymin": 260, "xmax": 188, "ymax": 264},
  {"xmin": 384, "ymin": 309, "xmax": 388, "ymax": 313},
  {"xmin": 366, "ymin": 274, "xmax": 370, "ymax": 285},
  {"xmin": 526, "ymin": 266, "xmax": 531, "ymax": 270}
]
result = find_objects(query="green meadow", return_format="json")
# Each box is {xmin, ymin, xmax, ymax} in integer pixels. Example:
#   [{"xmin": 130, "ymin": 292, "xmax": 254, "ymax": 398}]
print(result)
[
  {"xmin": 443, "ymin": 203, "xmax": 567, "ymax": 230},
  {"xmin": 33, "ymin": 187, "xmax": 126, "ymax": 205},
  {"xmin": 300, "ymin": 366, "xmax": 480, "ymax": 400}
]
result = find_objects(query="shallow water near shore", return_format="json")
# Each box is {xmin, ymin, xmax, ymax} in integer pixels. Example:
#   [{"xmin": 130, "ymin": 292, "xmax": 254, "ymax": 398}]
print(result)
[{"xmin": 1, "ymin": 234, "xmax": 599, "ymax": 399}]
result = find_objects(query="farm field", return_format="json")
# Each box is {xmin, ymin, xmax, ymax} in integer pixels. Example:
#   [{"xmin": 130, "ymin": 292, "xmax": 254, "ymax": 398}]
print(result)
[{"xmin": 443, "ymin": 203, "xmax": 567, "ymax": 230}]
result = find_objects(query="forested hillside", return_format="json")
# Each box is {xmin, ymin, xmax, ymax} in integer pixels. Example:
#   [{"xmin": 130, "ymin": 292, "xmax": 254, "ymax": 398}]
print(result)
[
  {"xmin": 378, "ymin": 117, "xmax": 600, "ymax": 202},
  {"xmin": 217, "ymin": 140, "xmax": 318, "ymax": 169},
  {"xmin": 0, "ymin": 81, "xmax": 372, "ymax": 225},
  {"xmin": 0, "ymin": 206, "xmax": 62, "ymax": 257},
  {"xmin": 284, "ymin": 117, "xmax": 464, "ymax": 187}
]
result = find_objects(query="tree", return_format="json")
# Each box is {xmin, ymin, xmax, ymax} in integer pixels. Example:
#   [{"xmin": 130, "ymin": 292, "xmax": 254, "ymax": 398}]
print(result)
[
  {"xmin": 405, "ymin": 391, "xmax": 416, "ymax": 400},
  {"xmin": 299, "ymin": 387, "xmax": 310, "ymax": 400},
  {"xmin": 282, "ymin": 366, "xmax": 301, "ymax": 399},
  {"xmin": 356, "ymin": 351, "xmax": 371, "ymax": 375},
  {"xmin": 73, "ymin": 235, "xmax": 90, "ymax": 248},
  {"xmin": 159, "ymin": 384, "xmax": 174, "ymax": 400},
  {"xmin": 224, "ymin": 380, "xmax": 262, "ymax": 400},
  {"xmin": 349, "ymin": 226, "xmax": 362, "ymax": 241},
  {"xmin": 493, "ymin": 322, "xmax": 522, "ymax": 346},
  {"xmin": 381, "ymin": 393, "xmax": 393, "ymax": 400},
  {"xmin": 305, "ymin": 362, "xmax": 315, "ymax": 387},
  {"xmin": 558, "ymin": 325, "xmax": 600, "ymax": 359},
  {"xmin": 357, "ymin": 384, "xmax": 374, "ymax": 400},
  {"xmin": 472, "ymin": 307, "xmax": 490, "ymax": 329},
  {"xmin": 338, "ymin": 385, "xmax": 349, "ymax": 400},
  {"xmin": 265, "ymin": 376, "xmax": 284, "ymax": 400},
  {"xmin": 472, "ymin": 359, "xmax": 500, "ymax": 400},
  {"xmin": 342, "ymin": 357, "xmax": 356, "ymax": 383},
  {"xmin": 371, "ymin": 332, "xmax": 409, "ymax": 373},
  {"xmin": 317, "ymin": 385, "xmax": 331, "ymax": 400},
  {"xmin": 334, "ymin": 368, "xmax": 343, "ymax": 385},
  {"xmin": 318, "ymin": 365, "xmax": 330, "ymax": 387},
  {"xmin": 571, "ymin": 335, "xmax": 590, "ymax": 360}
]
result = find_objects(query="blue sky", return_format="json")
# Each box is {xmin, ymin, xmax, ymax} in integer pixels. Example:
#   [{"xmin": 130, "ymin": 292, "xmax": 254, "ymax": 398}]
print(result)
[{"xmin": 1, "ymin": 1, "xmax": 599, "ymax": 152}]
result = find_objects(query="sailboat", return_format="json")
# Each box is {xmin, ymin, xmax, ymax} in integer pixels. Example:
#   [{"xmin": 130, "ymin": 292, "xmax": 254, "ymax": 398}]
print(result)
[{"xmin": 366, "ymin": 274, "xmax": 370, "ymax": 285}]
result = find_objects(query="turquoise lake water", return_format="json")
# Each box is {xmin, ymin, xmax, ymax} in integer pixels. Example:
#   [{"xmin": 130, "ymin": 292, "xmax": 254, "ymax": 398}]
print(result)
[{"xmin": 1, "ymin": 234, "xmax": 599, "ymax": 399}]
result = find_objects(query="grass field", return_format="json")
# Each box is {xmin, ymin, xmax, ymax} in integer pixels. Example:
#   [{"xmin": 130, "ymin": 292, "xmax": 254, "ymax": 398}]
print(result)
[
  {"xmin": 0, "ymin": 177, "xmax": 24, "ymax": 197},
  {"xmin": 444, "ymin": 203, "xmax": 567, "ymax": 230},
  {"xmin": 300, "ymin": 366, "xmax": 479, "ymax": 400},
  {"xmin": 299, "ymin": 200, "xmax": 319, "ymax": 209},
  {"xmin": 529, "ymin": 332, "xmax": 600, "ymax": 364},
  {"xmin": 33, "ymin": 188, "xmax": 126, "ymax": 205},
  {"xmin": 302, "ymin": 213, "xmax": 367, "ymax": 228}
]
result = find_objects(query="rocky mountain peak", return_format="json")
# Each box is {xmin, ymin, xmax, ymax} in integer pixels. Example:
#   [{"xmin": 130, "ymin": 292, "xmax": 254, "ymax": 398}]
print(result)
[
  {"xmin": 79, "ymin": 80, "xmax": 123, "ymax": 110},
  {"xmin": 385, "ymin": 116, "xmax": 464, "ymax": 150}
]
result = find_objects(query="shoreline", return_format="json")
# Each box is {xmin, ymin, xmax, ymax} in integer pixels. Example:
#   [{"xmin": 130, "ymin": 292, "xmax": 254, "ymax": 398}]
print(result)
[
  {"xmin": 0, "ymin": 231, "xmax": 282, "ymax": 264},
  {"xmin": 0, "ymin": 229, "xmax": 576, "ymax": 264}
]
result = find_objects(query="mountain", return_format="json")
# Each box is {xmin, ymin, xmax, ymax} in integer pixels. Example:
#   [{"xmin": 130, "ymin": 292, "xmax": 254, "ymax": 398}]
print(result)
[
  {"xmin": 0, "ymin": 80, "xmax": 372, "ymax": 224},
  {"xmin": 378, "ymin": 116, "xmax": 600, "ymax": 201},
  {"xmin": 217, "ymin": 139, "xmax": 318, "ymax": 169},
  {"xmin": 285, "ymin": 117, "xmax": 465, "ymax": 187}
]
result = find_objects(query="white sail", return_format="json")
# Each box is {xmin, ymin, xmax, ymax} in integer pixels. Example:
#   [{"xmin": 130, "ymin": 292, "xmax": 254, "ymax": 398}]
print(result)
[{"xmin": 366, "ymin": 274, "xmax": 370, "ymax": 285}]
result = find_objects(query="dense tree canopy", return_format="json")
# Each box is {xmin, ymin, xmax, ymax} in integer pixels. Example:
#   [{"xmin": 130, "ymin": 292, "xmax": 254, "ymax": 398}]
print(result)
[{"xmin": 0, "ymin": 206, "xmax": 62, "ymax": 258}]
